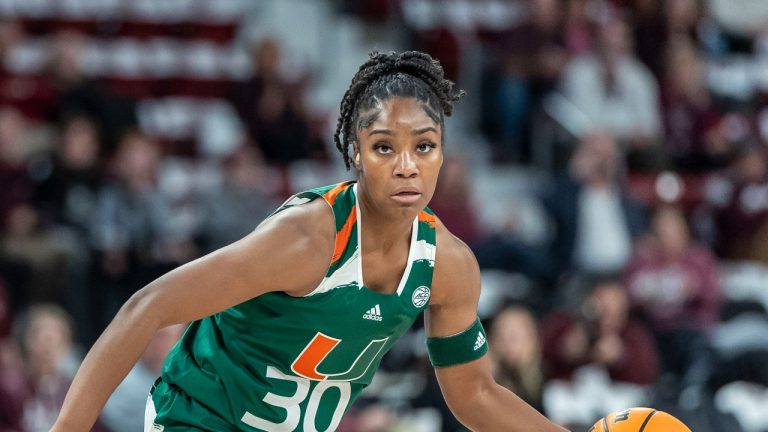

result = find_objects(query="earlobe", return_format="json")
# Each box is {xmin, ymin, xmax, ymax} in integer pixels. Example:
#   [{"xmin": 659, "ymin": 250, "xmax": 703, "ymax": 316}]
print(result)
[{"xmin": 353, "ymin": 148, "xmax": 361, "ymax": 169}]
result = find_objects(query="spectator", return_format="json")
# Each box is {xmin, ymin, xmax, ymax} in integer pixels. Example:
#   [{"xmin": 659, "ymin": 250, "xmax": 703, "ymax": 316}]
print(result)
[
  {"xmin": 33, "ymin": 114, "xmax": 103, "ymax": 346},
  {"xmin": 489, "ymin": 306, "xmax": 545, "ymax": 413},
  {"xmin": 35, "ymin": 114, "xmax": 102, "ymax": 231},
  {"xmin": 45, "ymin": 30, "xmax": 136, "ymax": 151},
  {"xmin": 483, "ymin": 0, "xmax": 569, "ymax": 161},
  {"xmin": 541, "ymin": 278, "xmax": 658, "ymax": 385},
  {"xmin": 543, "ymin": 132, "xmax": 648, "ymax": 277},
  {"xmin": 201, "ymin": 145, "xmax": 280, "ymax": 251},
  {"xmin": 624, "ymin": 205, "xmax": 721, "ymax": 399},
  {"xmin": 13, "ymin": 304, "xmax": 80, "ymax": 432},
  {"xmin": 102, "ymin": 324, "xmax": 185, "ymax": 432},
  {"xmin": 708, "ymin": 145, "xmax": 768, "ymax": 262},
  {"xmin": 0, "ymin": 105, "xmax": 34, "ymax": 226},
  {"xmin": 88, "ymin": 131, "xmax": 174, "ymax": 337},
  {"xmin": 231, "ymin": 38, "xmax": 312, "ymax": 164},
  {"xmin": 633, "ymin": 0, "xmax": 707, "ymax": 77},
  {"xmin": 660, "ymin": 38, "xmax": 724, "ymax": 172},
  {"xmin": 0, "ymin": 106, "xmax": 63, "ymax": 306},
  {"xmin": 560, "ymin": 14, "xmax": 662, "ymax": 150}
]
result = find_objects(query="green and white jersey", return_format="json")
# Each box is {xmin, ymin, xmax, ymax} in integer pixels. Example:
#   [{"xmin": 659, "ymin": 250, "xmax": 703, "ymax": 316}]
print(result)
[{"xmin": 149, "ymin": 181, "xmax": 437, "ymax": 431}]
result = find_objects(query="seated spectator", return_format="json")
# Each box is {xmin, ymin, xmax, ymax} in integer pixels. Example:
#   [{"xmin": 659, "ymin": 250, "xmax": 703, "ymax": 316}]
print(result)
[
  {"xmin": 0, "ymin": 105, "xmax": 35, "ymax": 227},
  {"xmin": 543, "ymin": 132, "xmax": 648, "ymax": 277},
  {"xmin": 540, "ymin": 278, "xmax": 657, "ymax": 429},
  {"xmin": 624, "ymin": 205, "xmax": 721, "ymax": 400},
  {"xmin": 231, "ymin": 38, "xmax": 312, "ymax": 164},
  {"xmin": 633, "ymin": 0, "xmax": 713, "ymax": 77},
  {"xmin": 13, "ymin": 304, "xmax": 81, "ymax": 432},
  {"xmin": 560, "ymin": 13, "xmax": 662, "ymax": 154},
  {"xmin": 707, "ymin": 146, "xmax": 768, "ymax": 262},
  {"xmin": 45, "ymin": 30, "xmax": 135, "ymax": 150},
  {"xmin": 102, "ymin": 324, "xmax": 185, "ymax": 432},
  {"xmin": 541, "ymin": 277, "xmax": 658, "ymax": 385},
  {"xmin": 0, "ymin": 106, "xmax": 63, "ymax": 305},
  {"xmin": 489, "ymin": 305, "xmax": 545, "ymax": 413},
  {"xmin": 34, "ymin": 114, "xmax": 103, "ymax": 232},
  {"xmin": 660, "ymin": 38, "xmax": 724, "ymax": 172},
  {"xmin": 88, "ymin": 131, "xmax": 176, "ymax": 337},
  {"xmin": 32, "ymin": 114, "xmax": 103, "ymax": 342},
  {"xmin": 482, "ymin": 0, "xmax": 570, "ymax": 161},
  {"xmin": 201, "ymin": 145, "xmax": 281, "ymax": 251}
]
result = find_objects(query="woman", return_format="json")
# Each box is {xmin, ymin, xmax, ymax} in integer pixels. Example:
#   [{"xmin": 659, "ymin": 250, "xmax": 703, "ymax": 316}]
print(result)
[{"xmin": 52, "ymin": 51, "xmax": 567, "ymax": 432}]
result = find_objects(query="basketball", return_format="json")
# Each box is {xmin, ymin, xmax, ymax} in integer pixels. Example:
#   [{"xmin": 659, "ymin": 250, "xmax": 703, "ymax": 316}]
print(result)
[{"xmin": 589, "ymin": 407, "xmax": 692, "ymax": 432}]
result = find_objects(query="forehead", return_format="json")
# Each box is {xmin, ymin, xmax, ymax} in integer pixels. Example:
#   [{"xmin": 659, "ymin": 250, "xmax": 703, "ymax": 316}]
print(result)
[{"xmin": 363, "ymin": 97, "xmax": 440, "ymax": 130}]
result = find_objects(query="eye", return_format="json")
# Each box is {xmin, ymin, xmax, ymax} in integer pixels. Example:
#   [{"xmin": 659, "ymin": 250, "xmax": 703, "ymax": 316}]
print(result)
[
  {"xmin": 373, "ymin": 143, "xmax": 393, "ymax": 154},
  {"xmin": 417, "ymin": 142, "xmax": 437, "ymax": 153}
]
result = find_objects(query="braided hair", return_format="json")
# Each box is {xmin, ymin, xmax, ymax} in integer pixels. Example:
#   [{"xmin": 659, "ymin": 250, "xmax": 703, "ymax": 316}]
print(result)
[{"xmin": 333, "ymin": 51, "xmax": 465, "ymax": 170}]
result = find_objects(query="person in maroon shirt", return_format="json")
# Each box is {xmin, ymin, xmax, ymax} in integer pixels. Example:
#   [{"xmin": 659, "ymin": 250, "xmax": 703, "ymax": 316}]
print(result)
[
  {"xmin": 623, "ymin": 205, "xmax": 721, "ymax": 398},
  {"xmin": 660, "ymin": 38, "xmax": 724, "ymax": 172},
  {"xmin": 710, "ymin": 145, "xmax": 768, "ymax": 262},
  {"xmin": 541, "ymin": 277, "xmax": 658, "ymax": 385}
]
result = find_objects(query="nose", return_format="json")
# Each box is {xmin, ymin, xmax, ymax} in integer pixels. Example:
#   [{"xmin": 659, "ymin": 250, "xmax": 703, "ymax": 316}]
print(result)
[{"xmin": 394, "ymin": 151, "xmax": 418, "ymax": 178}]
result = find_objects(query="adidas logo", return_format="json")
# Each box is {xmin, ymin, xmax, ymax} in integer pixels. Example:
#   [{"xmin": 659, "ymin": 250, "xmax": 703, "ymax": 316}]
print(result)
[
  {"xmin": 363, "ymin": 304, "xmax": 383, "ymax": 321},
  {"xmin": 473, "ymin": 332, "xmax": 486, "ymax": 351}
]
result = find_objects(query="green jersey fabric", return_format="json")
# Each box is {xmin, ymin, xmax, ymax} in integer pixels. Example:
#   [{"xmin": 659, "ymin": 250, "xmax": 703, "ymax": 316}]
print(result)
[{"xmin": 149, "ymin": 181, "xmax": 437, "ymax": 431}]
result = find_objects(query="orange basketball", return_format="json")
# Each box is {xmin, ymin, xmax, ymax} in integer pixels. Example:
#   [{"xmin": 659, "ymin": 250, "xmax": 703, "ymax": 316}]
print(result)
[{"xmin": 589, "ymin": 407, "xmax": 692, "ymax": 432}]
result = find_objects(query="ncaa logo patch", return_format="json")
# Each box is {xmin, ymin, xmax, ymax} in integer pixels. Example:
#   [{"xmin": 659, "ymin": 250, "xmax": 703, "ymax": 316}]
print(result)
[{"xmin": 412, "ymin": 286, "xmax": 430, "ymax": 308}]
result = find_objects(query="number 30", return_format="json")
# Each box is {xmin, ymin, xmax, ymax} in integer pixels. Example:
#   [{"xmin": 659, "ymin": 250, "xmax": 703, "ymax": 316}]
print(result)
[{"xmin": 241, "ymin": 366, "xmax": 351, "ymax": 432}]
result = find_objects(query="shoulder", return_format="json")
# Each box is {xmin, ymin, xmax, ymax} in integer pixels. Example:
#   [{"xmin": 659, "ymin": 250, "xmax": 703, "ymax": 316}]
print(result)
[
  {"xmin": 245, "ymin": 197, "xmax": 336, "ymax": 295},
  {"xmin": 431, "ymin": 218, "xmax": 481, "ymax": 307},
  {"xmin": 261, "ymin": 197, "xmax": 335, "ymax": 243}
]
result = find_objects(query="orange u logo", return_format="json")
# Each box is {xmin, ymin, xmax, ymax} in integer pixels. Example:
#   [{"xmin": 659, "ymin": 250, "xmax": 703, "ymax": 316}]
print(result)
[{"xmin": 290, "ymin": 332, "xmax": 389, "ymax": 381}]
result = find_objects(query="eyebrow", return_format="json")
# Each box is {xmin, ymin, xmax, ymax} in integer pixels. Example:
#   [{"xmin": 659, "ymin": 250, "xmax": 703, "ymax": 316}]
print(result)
[
  {"xmin": 368, "ymin": 129, "xmax": 394, "ymax": 137},
  {"xmin": 413, "ymin": 126, "xmax": 438, "ymax": 135},
  {"xmin": 367, "ymin": 126, "xmax": 438, "ymax": 137}
]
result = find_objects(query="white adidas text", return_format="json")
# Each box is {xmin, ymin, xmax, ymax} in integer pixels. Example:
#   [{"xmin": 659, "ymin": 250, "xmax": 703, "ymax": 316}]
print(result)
[
  {"xmin": 363, "ymin": 304, "xmax": 383, "ymax": 321},
  {"xmin": 473, "ymin": 332, "xmax": 486, "ymax": 351}
]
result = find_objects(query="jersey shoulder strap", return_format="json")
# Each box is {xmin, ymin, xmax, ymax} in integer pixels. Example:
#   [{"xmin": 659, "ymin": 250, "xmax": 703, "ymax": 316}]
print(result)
[{"xmin": 272, "ymin": 181, "xmax": 358, "ymax": 277}]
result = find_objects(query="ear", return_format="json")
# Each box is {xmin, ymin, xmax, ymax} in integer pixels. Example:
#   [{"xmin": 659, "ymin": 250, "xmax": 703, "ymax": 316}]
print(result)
[{"xmin": 352, "ymin": 144, "xmax": 361, "ymax": 169}]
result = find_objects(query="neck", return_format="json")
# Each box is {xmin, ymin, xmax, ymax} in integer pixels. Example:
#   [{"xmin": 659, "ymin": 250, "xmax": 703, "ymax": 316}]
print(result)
[{"xmin": 356, "ymin": 184, "xmax": 417, "ymax": 254}]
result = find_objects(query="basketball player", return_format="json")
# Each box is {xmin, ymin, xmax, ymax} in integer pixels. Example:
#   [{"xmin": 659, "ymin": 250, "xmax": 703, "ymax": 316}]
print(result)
[{"xmin": 52, "ymin": 51, "xmax": 568, "ymax": 432}]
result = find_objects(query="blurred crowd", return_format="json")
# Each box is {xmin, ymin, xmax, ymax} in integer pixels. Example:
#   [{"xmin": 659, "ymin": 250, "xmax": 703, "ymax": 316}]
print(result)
[{"xmin": 1, "ymin": 0, "xmax": 768, "ymax": 431}]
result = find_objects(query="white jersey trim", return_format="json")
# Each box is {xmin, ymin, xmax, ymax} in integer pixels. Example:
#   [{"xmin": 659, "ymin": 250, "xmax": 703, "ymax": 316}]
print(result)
[{"xmin": 303, "ymin": 183, "xmax": 430, "ymax": 298}]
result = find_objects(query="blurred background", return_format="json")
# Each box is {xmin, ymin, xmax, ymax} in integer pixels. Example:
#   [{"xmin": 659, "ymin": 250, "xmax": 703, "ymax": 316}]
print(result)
[{"xmin": 1, "ymin": 0, "xmax": 768, "ymax": 431}]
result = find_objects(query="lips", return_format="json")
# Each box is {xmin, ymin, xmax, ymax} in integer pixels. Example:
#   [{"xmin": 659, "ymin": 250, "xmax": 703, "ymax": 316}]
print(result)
[{"xmin": 391, "ymin": 188, "xmax": 421, "ymax": 204}]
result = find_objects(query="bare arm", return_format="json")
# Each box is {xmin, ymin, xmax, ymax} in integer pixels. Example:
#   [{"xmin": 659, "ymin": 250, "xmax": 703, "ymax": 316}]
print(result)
[
  {"xmin": 52, "ymin": 200, "xmax": 334, "ymax": 431},
  {"xmin": 428, "ymin": 225, "xmax": 569, "ymax": 432}
]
